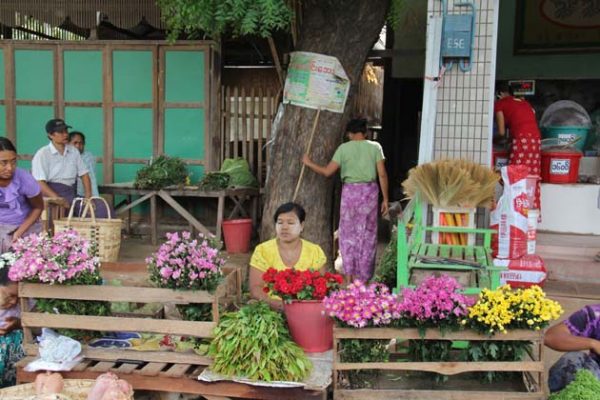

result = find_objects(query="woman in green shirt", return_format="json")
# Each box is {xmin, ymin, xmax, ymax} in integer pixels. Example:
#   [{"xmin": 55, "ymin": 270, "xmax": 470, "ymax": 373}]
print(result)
[{"xmin": 302, "ymin": 118, "xmax": 389, "ymax": 282}]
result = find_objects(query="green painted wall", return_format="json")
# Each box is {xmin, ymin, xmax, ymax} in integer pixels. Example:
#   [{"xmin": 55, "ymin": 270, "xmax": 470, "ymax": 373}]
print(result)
[
  {"xmin": 15, "ymin": 50, "xmax": 54, "ymax": 100},
  {"xmin": 16, "ymin": 105, "xmax": 53, "ymax": 154},
  {"xmin": 497, "ymin": 0, "xmax": 600, "ymax": 79},
  {"xmin": 164, "ymin": 108, "xmax": 205, "ymax": 159},
  {"xmin": 64, "ymin": 51, "xmax": 103, "ymax": 102},
  {"xmin": 113, "ymin": 108, "xmax": 153, "ymax": 159},
  {"xmin": 65, "ymin": 107, "xmax": 104, "ymax": 156},
  {"xmin": 166, "ymin": 51, "xmax": 205, "ymax": 102},
  {"xmin": 7, "ymin": 46, "xmax": 208, "ymax": 192},
  {"xmin": 113, "ymin": 51, "xmax": 153, "ymax": 102}
]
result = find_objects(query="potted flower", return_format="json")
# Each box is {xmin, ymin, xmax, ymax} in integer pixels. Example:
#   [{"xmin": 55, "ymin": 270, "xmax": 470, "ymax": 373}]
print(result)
[
  {"xmin": 262, "ymin": 268, "xmax": 343, "ymax": 352},
  {"xmin": 146, "ymin": 231, "xmax": 225, "ymax": 321},
  {"xmin": 7, "ymin": 230, "xmax": 109, "ymax": 339}
]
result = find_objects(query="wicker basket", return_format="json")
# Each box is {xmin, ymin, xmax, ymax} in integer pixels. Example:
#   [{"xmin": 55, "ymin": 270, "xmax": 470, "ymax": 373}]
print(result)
[
  {"xmin": 0, "ymin": 379, "xmax": 95, "ymax": 399},
  {"xmin": 54, "ymin": 197, "xmax": 122, "ymax": 262}
]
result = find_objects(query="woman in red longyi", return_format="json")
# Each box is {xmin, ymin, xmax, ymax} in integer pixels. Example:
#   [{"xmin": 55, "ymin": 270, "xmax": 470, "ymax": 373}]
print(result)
[{"xmin": 494, "ymin": 81, "xmax": 542, "ymax": 212}]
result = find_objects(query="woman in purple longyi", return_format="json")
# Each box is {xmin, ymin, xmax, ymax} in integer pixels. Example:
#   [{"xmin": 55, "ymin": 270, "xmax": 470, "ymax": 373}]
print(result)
[{"xmin": 302, "ymin": 118, "xmax": 389, "ymax": 282}]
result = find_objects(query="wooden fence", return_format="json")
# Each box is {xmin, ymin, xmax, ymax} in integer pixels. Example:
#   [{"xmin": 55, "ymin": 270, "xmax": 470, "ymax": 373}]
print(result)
[{"xmin": 220, "ymin": 86, "xmax": 279, "ymax": 189}]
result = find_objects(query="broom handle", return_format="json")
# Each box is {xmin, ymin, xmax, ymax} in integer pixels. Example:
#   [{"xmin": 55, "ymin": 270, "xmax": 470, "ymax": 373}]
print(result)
[{"xmin": 293, "ymin": 108, "xmax": 321, "ymax": 201}]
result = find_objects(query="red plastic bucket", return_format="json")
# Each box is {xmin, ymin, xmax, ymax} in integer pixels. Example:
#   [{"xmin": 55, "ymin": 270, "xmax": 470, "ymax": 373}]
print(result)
[
  {"xmin": 284, "ymin": 300, "xmax": 333, "ymax": 353},
  {"xmin": 222, "ymin": 218, "xmax": 252, "ymax": 253},
  {"xmin": 540, "ymin": 150, "xmax": 582, "ymax": 183}
]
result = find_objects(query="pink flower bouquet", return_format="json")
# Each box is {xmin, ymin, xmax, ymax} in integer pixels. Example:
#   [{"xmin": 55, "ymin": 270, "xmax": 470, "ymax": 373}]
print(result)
[
  {"xmin": 7, "ymin": 230, "xmax": 108, "ymax": 339},
  {"xmin": 398, "ymin": 275, "xmax": 474, "ymax": 328},
  {"xmin": 146, "ymin": 231, "xmax": 225, "ymax": 292},
  {"xmin": 324, "ymin": 280, "xmax": 402, "ymax": 328},
  {"xmin": 8, "ymin": 230, "xmax": 101, "ymax": 284},
  {"xmin": 146, "ymin": 231, "xmax": 226, "ymax": 322}
]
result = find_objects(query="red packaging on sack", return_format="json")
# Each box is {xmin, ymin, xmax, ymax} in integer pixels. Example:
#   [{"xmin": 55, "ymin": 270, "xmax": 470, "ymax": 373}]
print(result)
[
  {"xmin": 491, "ymin": 165, "xmax": 529, "ymax": 259},
  {"xmin": 495, "ymin": 255, "xmax": 547, "ymax": 288}
]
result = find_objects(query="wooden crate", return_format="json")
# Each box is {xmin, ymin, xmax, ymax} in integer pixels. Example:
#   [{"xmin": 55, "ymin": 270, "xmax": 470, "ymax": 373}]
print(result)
[
  {"xmin": 333, "ymin": 326, "xmax": 545, "ymax": 400},
  {"xmin": 19, "ymin": 266, "xmax": 242, "ymax": 366}
]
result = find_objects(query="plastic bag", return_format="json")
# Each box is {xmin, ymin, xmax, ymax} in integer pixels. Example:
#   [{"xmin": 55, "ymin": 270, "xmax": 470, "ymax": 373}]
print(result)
[
  {"xmin": 220, "ymin": 158, "xmax": 258, "ymax": 188},
  {"xmin": 496, "ymin": 255, "xmax": 547, "ymax": 288},
  {"xmin": 491, "ymin": 165, "xmax": 529, "ymax": 259}
]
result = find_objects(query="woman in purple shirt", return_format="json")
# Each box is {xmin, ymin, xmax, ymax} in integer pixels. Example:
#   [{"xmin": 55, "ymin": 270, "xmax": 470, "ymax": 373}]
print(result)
[
  {"xmin": 0, "ymin": 137, "xmax": 43, "ymax": 252},
  {"xmin": 0, "ymin": 137, "xmax": 42, "ymax": 387},
  {"xmin": 545, "ymin": 304, "xmax": 600, "ymax": 392}
]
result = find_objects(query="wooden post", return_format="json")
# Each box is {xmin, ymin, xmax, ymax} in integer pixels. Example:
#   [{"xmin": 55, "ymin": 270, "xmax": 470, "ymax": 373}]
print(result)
[
  {"xmin": 233, "ymin": 86, "xmax": 239, "ymax": 158},
  {"xmin": 150, "ymin": 194, "xmax": 158, "ymax": 245},
  {"xmin": 257, "ymin": 87, "xmax": 264, "ymax": 187},
  {"xmin": 267, "ymin": 37, "xmax": 284, "ymax": 88},
  {"xmin": 292, "ymin": 108, "xmax": 321, "ymax": 201}
]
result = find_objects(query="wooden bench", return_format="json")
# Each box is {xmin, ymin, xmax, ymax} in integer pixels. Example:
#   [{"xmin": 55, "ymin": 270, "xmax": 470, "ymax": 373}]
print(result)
[{"xmin": 397, "ymin": 196, "xmax": 505, "ymax": 294}]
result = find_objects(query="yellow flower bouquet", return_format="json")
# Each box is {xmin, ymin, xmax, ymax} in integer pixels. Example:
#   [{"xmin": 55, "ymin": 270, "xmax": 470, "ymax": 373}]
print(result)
[{"xmin": 465, "ymin": 285, "xmax": 563, "ymax": 335}]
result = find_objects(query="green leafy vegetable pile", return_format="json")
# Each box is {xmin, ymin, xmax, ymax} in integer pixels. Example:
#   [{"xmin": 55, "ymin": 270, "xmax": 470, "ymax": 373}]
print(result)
[
  {"xmin": 134, "ymin": 155, "xmax": 188, "ymax": 189},
  {"xmin": 198, "ymin": 172, "xmax": 231, "ymax": 191},
  {"xmin": 208, "ymin": 302, "xmax": 312, "ymax": 382},
  {"xmin": 549, "ymin": 369, "xmax": 600, "ymax": 400}
]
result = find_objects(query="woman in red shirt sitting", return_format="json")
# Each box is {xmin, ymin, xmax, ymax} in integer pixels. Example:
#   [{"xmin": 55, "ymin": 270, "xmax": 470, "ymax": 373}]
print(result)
[{"xmin": 494, "ymin": 81, "xmax": 541, "ymax": 212}]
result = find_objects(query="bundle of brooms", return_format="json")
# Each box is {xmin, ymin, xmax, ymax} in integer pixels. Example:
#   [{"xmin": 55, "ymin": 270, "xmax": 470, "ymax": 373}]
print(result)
[
  {"xmin": 402, "ymin": 160, "xmax": 499, "ymax": 245},
  {"xmin": 402, "ymin": 159, "xmax": 498, "ymax": 208}
]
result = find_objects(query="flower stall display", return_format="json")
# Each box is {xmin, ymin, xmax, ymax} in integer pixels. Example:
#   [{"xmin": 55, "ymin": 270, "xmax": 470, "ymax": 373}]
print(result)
[
  {"xmin": 146, "ymin": 231, "xmax": 225, "ymax": 321},
  {"xmin": 464, "ymin": 284, "xmax": 563, "ymax": 382},
  {"xmin": 8, "ymin": 230, "xmax": 109, "ymax": 339},
  {"xmin": 262, "ymin": 268, "xmax": 343, "ymax": 353},
  {"xmin": 208, "ymin": 301, "xmax": 312, "ymax": 382},
  {"xmin": 397, "ymin": 275, "xmax": 475, "ymax": 382},
  {"xmin": 326, "ymin": 276, "xmax": 562, "ymax": 395},
  {"xmin": 324, "ymin": 280, "xmax": 402, "ymax": 388}
]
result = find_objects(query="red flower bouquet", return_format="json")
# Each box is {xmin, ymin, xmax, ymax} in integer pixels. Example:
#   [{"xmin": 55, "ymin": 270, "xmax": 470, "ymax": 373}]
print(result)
[{"xmin": 262, "ymin": 268, "xmax": 343, "ymax": 302}]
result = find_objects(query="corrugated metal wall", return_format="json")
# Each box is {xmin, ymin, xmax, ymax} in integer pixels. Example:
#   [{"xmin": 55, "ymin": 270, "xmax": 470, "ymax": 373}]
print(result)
[{"xmin": 0, "ymin": 0, "xmax": 164, "ymax": 29}]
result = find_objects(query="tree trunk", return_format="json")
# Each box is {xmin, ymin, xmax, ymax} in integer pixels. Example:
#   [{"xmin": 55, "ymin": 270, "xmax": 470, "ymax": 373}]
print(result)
[{"xmin": 260, "ymin": 0, "xmax": 391, "ymax": 261}]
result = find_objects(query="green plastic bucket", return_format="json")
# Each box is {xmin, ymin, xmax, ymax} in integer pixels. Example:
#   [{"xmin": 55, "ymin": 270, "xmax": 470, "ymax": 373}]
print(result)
[{"xmin": 541, "ymin": 125, "xmax": 590, "ymax": 151}]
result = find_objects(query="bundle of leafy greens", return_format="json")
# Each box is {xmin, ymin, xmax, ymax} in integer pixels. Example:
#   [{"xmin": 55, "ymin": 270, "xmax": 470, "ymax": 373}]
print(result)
[
  {"xmin": 208, "ymin": 302, "xmax": 312, "ymax": 382},
  {"xmin": 198, "ymin": 172, "xmax": 231, "ymax": 191},
  {"xmin": 549, "ymin": 369, "xmax": 600, "ymax": 400},
  {"xmin": 134, "ymin": 155, "xmax": 188, "ymax": 189}
]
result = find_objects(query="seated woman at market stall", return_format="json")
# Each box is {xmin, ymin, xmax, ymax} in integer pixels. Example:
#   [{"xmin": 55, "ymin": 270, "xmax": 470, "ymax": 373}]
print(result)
[
  {"xmin": 0, "ymin": 137, "xmax": 43, "ymax": 387},
  {"xmin": 249, "ymin": 202, "xmax": 326, "ymax": 310},
  {"xmin": 31, "ymin": 119, "xmax": 92, "ymax": 210},
  {"xmin": 0, "ymin": 137, "xmax": 44, "ymax": 248},
  {"xmin": 544, "ymin": 303, "xmax": 600, "ymax": 392}
]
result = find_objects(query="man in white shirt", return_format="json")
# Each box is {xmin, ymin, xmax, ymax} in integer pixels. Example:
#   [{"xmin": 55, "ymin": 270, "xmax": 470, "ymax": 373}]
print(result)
[{"xmin": 31, "ymin": 119, "xmax": 92, "ymax": 209}]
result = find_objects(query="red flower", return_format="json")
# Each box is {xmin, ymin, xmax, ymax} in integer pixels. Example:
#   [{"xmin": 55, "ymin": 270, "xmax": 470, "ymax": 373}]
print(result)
[{"xmin": 261, "ymin": 268, "xmax": 343, "ymax": 301}]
